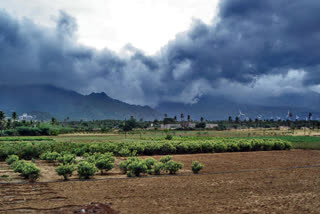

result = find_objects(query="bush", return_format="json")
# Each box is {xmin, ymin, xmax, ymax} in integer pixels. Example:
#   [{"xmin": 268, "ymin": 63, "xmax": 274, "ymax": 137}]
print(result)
[
  {"xmin": 95, "ymin": 154, "xmax": 115, "ymax": 175},
  {"xmin": 40, "ymin": 152, "xmax": 60, "ymax": 162},
  {"xmin": 57, "ymin": 154, "xmax": 76, "ymax": 164},
  {"xmin": 20, "ymin": 163, "xmax": 40, "ymax": 181},
  {"xmin": 153, "ymin": 162, "xmax": 164, "ymax": 175},
  {"xmin": 164, "ymin": 160, "xmax": 183, "ymax": 174},
  {"xmin": 144, "ymin": 157, "xmax": 156, "ymax": 170},
  {"xmin": 160, "ymin": 155, "xmax": 172, "ymax": 164},
  {"xmin": 77, "ymin": 161, "xmax": 98, "ymax": 179},
  {"xmin": 213, "ymin": 142, "xmax": 227, "ymax": 153},
  {"xmin": 11, "ymin": 160, "xmax": 27, "ymax": 173},
  {"xmin": 118, "ymin": 157, "xmax": 138, "ymax": 174},
  {"xmin": 118, "ymin": 148, "xmax": 131, "ymax": 157},
  {"xmin": 5, "ymin": 155, "xmax": 19, "ymax": 165},
  {"xmin": 191, "ymin": 161, "xmax": 204, "ymax": 174},
  {"xmin": 127, "ymin": 159, "xmax": 147, "ymax": 177},
  {"xmin": 165, "ymin": 134, "xmax": 173, "ymax": 140},
  {"xmin": 56, "ymin": 164, "xmax": 75, "ymax": 180}
]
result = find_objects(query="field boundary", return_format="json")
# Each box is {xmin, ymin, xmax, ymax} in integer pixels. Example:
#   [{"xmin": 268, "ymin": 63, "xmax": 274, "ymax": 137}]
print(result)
[{"xmin": 1, "ymin": 164, "xmax": 320, "ymax": 185}]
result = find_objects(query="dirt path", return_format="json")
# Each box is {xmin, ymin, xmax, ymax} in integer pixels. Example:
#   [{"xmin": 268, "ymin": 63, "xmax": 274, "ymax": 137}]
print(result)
[{"xmin": 1, "ymin": 150, "xmax": 320, "ymax": 213}]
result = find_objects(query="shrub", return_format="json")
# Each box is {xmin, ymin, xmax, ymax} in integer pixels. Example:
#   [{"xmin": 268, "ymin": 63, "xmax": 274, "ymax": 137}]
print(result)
[
  {"xmin": 165, "ymin": 134, "xmax": 173, "ymax": 140},
  {"xmin": 118, "ymin": 157, "xmax": 138, "ymax": 173},
  {"xmin": 213, "ymin": 142, "xmax": 227, "ymax": 153},
  {"xmin": 95, "ymin": 155, "xmax": 115, "ymax": 175},
  {"xmin": 153, "ymin": 162, "xmax": 164, "ymax": 175},
  {"xmin": 11, "ymin": 160, "xmax": 27, "ymax": 173},
  {"xmin": 164, "ymin": 160, "xmax": 183, "ymax": 174},
  {"xmin": 56, "ymin": 164, "xmax": 75, "ymax": 180},
  {"xmin": 20, "ymin": 163, "xmax": 40, "ymax": 181},
  {"xmin": 57, "ymin": 154, "xmax": 76, "ymax": 164},
  {"xmin": 5, "ymin": 155, "xmax": 19, "ymax": 165},
  {"xmin": 118, "ymin": 148, "xmax": 131, "ymax": 157},
  {"xmin": 191, "ymin": 161, "xmax": 204, "ymax": 174},
  {"xmin": 160, "ymin": 155, "xmax": 172, "ymax": 164},
  {"xmin": 77, "ymin": 161, "xmax": 98, "ymax": 179},
  {"xmin": 144, "ymin": 157, "xmax": 156, "ymax": 170},
  {"xmin": 40, "ymin": 152, "xmax": 60, "ymax": 162},
  {"xmin": 127, "ymin": 159, "xmax": 147, "ymax": 177}
]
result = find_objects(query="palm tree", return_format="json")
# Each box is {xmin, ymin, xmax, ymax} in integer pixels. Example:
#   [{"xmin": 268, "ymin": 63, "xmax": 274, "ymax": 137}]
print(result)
[
  {"xmin": 0, "ymin": 111, "xmax": 5, "ymax": 136},
  {"xmin": 308, "ymin": 112, "xmax": 312, "ymax": 128},
  {"xmin": 174, "ymin": 116, "xmax": 177, "ymax": 121},
  {"xmin": 51, "ymin": 117, "xmax": 57, "ymax": 126},
  {"xmin": 164, "ymin": 113, "xmax": 168, "ymax": 118},
  {"xmin": 200, "ymin": 117, "xmax": 204, "ymax": 122},
  {"xmin": 12, "ymin": 112, "xmax": 17, "ymax": 129},
  {"xmin": 180, "ymin": 113, "xmax": 184, "ymax": 121},
  {"xmin": 187, "ymin": 115, "xmax": 191, "ymax": 122}
]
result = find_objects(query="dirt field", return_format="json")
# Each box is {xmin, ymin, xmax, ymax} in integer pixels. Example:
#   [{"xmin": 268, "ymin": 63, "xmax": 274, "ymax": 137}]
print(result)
[{"xmin": 1, "ymin": 150, "xmax": 320, "ymax": 213}]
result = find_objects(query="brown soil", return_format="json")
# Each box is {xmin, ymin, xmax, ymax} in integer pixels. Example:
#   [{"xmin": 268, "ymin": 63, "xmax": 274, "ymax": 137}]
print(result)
[{"xmin": 1, "ymin": 150, "xmax": 320, "ymax": 213}]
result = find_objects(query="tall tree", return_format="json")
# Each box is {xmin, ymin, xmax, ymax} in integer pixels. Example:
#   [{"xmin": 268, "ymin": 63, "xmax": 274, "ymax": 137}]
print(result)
[
  {"xmin": 12, "ymin": 112, "xmax": 17, "ymax": 129},
  {"xmin": 0, "ymin": 111, "xmax": 5, "ymax": 136},
  {"xmin": 180, "ymin": 113, "xmax": 184, "ymax": 121},
  {"xmin": 200, "ymin": 117, "xmax": 204, "ymax": 122},
  {"xmin": 51, "ymin": 117, "xmax": 57, "ymax": 126},
  {"xmin": 187, "ymin": 115, "xmax": 191, "ymax": 122}
]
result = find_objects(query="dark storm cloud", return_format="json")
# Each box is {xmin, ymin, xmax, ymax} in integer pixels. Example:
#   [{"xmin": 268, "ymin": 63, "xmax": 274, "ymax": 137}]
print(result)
[{"xmin": 0, "ymin": 0, "xmax": 319, "ymax": 106}]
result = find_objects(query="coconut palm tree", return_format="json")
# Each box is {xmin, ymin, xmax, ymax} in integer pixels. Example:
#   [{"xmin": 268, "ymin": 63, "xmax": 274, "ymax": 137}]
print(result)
[
  {"xmin": 12, "ymin": 112, "xmax": 17, "ymax": 129},
  {"xmin": 180, "ymin": 113, "xmax": 184, "ymax": 121},
  {"xmin": 0, "ymin": 111, "xmax": 5, "ymax": 136}
]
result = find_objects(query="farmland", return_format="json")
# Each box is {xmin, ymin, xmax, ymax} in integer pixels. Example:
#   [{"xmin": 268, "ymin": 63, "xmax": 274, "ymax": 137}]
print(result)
[{"xmin": 0, "ymin": 130, "xmax": 320, "ymax": 213}]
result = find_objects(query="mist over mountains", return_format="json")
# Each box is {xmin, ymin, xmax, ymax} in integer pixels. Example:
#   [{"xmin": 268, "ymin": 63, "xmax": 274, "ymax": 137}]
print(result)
[{"xmin": 0, "ymin": 85, "xmax": 318, "ymax": 121}]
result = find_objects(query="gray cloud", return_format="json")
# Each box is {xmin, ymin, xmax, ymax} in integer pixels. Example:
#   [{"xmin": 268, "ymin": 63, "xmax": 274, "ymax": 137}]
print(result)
[{"xmin": 0, "ymin": 0, "xmax": 319, "ymax": 107}]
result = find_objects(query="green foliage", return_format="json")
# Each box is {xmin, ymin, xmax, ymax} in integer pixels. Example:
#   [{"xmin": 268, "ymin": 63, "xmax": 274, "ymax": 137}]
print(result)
[
  {"xmin": 5, "ymin": 155, "xmax": 19, "ymax": 165},
  {"xmin": 144, "ymin": 157, "xmax": 156, "ymax": 169},
  {"xmin": 95, "ymin": 153, "xmax": 115, "ymax": 175},
  {"xmin": 40, "ymin": 152, "xmax": 60, "ymax": 162},
  {"xmin": 191, "ymin": 161, "xmax": 204, "ymax": 174},
  {"xmin": 20, "ymin": 163, "xmax": 40, "ymax": 181},
  {"xmin": 195, "ymin": 122, "xmax": 206, "ymax": 129},
  {"xmin": 118, "ymin": 157, "xmax": 138, "ymax": 173},
  {"xmin": 56, "ymin": 164, "xmax": 75, "ymax": 180},
  {"xmin": 0, "ymin": 137, "xmax": 293, "ymax": 161},
  {"xmin": 127, "ymin": 159, "xmax": 147, "ymax": 177},
  {"xmin": 118, "ymin": 147, "xmax": 131, "ymax": 157},
  {"xmin": 165, "ymin": 134, "xmax": 173, "ymax": 140},
  {"xmin": 153, "ymin": 162, "xmax": 164, "ymax": 175},
  {"xmin": 164, "ymin": 160, "xmax": 183, "ymax": 174},
  {"xmin": 77, "ymin": 161, "xmax": 98, "ymax": 179},
  {"xmin": 11, "ymin": 160, "xmax": 27, "ymax": 173},
  {"xmin": 160, "ymin": 155, "xmax": 172, "ymax": 163},
  {"xmin": 57, "ymin": 154, "xmax": 76, "ymax": 164}
]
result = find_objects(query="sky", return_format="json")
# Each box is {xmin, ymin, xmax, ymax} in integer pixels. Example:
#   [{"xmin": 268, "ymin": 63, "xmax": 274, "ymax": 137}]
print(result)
[{"xmin": 0, "ymin": 0, "xmax": 319, "ymax": 107}]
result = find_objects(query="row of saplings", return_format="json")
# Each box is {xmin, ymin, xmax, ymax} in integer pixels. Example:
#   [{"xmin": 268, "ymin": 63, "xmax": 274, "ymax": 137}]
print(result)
[{"xmin": 5, "ymin": 152, "xmax": 204, "ymax": 181}]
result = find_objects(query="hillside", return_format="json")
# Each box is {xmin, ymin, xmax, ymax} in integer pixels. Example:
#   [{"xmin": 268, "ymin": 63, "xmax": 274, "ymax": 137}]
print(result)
[{"xmin": 0, "ymin": 85, "xmax": 161, "ymax": 121}]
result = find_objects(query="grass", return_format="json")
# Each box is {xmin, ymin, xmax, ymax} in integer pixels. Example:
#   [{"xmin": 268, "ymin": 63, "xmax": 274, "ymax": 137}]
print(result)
[{"xmin": 0, "ymin": 136, "xmax": 53, "ymax": 142}]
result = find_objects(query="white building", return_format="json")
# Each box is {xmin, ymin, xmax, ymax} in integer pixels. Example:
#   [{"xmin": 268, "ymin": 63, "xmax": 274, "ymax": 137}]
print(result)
[
  {"xmin": 206, "ymin": 123, "xmax": 218, "ymax": 129},
  {"xmin": 18, "ymin": 113, "xmax": 33, "ymax": 121},
  {"xmin": 161, "ymin": 124, "xmax": 181, "ymax": 129}
]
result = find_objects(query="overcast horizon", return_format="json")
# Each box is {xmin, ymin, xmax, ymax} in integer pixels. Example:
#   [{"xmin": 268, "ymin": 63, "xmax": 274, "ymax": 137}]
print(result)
[{"xmin": 0, "ymin": 0, "xmax": 319, "ymax": 108}]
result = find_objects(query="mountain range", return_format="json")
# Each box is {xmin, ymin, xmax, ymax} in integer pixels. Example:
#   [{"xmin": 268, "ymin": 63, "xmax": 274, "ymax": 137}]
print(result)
[{"xmin": 0, "ymin": 85, "xmax": 319, "ymax": 121}]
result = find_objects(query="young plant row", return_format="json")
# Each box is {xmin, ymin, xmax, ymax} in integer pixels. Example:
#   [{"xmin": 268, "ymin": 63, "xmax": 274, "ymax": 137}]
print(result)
[
  {"xmin": 5, "ymin": 153, "xmax": 204, "ymax": 181},
  {"xmin": 0, "ymin": 138, "xmax": 291, "ymax": 161},
  {"xmin": 5, "ymin": 155, "xmax": 40, "ymax": 181}
]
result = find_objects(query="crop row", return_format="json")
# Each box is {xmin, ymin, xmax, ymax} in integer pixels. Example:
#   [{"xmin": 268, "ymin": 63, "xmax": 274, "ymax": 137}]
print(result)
[{"xmin": 0, "ymin": 138, "xmax": 291, "ymax": 160}]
